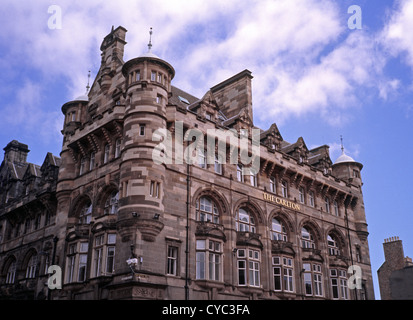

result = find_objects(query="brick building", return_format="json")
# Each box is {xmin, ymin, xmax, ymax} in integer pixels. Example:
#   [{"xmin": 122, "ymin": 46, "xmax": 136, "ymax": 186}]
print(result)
[
  {"xmin": 0, "ymin": 26, "xmax": 375, "ymax": 300},
  {"xmin": 377, "ymin": 237, "xmax": 413, "ymax": 300}
]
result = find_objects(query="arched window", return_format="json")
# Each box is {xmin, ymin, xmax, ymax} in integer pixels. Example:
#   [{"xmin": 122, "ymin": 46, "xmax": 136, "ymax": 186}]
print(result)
[
  {"xmin": 104, "ymin": 191, "xmax": 119, "ymax": 215},
  {"xmin": 79, "ymin": 200, "xmax": 92, "ymax": 224},
  {"xmin": 25, "ymin": 253, "xmax": 38, "ymax": 279},
  {"xmin": 301, "ymin": 227, "xmax": 315, "ymax": 249},
  {"xmin": 236, "ymin": 208, "xmax": 256, "ymax": 233},
  {"xmin": 5, "ymin": 258, "xmax": 17, "ymax": 284},
  {"xmin": 271, "ymin": 218, "xmax": 287, "ymax": 241},
  {"xmin": 327, "ymin": 234, "xmax": 340, "ymax": 256},
  {"xmin": 196, "ymin": 196, "xmax": 219, "ymax": 224}
]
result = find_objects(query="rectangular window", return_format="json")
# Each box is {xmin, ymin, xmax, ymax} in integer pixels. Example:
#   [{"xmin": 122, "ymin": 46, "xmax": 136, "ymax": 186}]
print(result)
[
  {"xmin": 214, "ymin": 155, "xmax": 222, "ymax": 175},
  {"xmin": 331, "ymin": 278, "xmax": 339, "ymax": 299},
  {"xmin": 89, "ymin": 152, "xmax": 95, "ymax": 171},
  {"xmin": 106, "ymin": 246, "xmax": 115, "ymax": 274},
  {"xmin": 299, "ymin": 187, "xmax": 305, "ymax": 204},
  {"xmin": 281, "ymin": 180, "xmax": 288, "ymax": 198},
  {"xmin": 269, "ymin": 176, "xmax": 276, "ymax": 193},
  {"xmin": 156, "ymin": 95, "xmax": 162, "ymax": 104},
  {"xmin": 196, "ymin": 252, "xmax": 205, "ymax": 279},
  {"xmin": 333, "ymin": 201, "xmax": 339, "ymax": 216},
  {"xmin": 104, "ymin": 144, "xmax": 110, "ymax": 164},
  {"xmin": 283, "ymin": 268, "xmax": 294, "ymax": 292},
  {"xmin": 340, "ymin": 270, "xmax": 348, "ymax": 299},
  {"xmin": 157, "ymin": 73, "xmax": 162, "ymax": 83},
  {"xmin": 151, "ymin": 71, "xmax": 156, "ymax": 81},
  {"xmin": 209, "ymin": 252, "xmax": 221, "ymax": 281},
  {"xmin": 67, "ymin": 255, "xmax": 75, "ymax": 283},
  {"xmin": 150, "ymin": 181, "xmax": 160, "ymax": 198},
  {"xmin": 198, "ymin": 149, "xmax": 206, "ymax": 169},
  {"xmin": 237, "ymin": 165, "xmax": 243, "ymax": 182},
  {"xmin": 330, "ymin": 269, "xmax": 339, "ymax": 299},
  {"xmin": 238, "ymin": 260, "xmax": 247, "ymax": 286},
  {"xmin": 325, "ymin": 197, "xmax": 330, "ymax": 213},
  {"xmin": 115, "ymin": 139, "xmax": 121, "ymax": 158},
  {"xmin": 238, "ymin": 249, "xmax": 260, "ymax": 287},
  {"xmin": 80, "ymin": 157, "xmax": 86, "ymax": 175},
  {"xmin": 94, "ymin": 247, "xmax": 103, "ymax": 277},
  {"xmin": 167, "ymin": 246, "xmax": 178, "ymax": 276},
  {"xmin": 273, "ymin": 267, "xmax": 282, "ymax": 291},
  {"xmin": 304, "ymin": 272, "xmax": 313, "ymax": 295},
  {"xmin": 314, "ymin": 273, "xmax": 323, "ymax": 296},
  {"xmin": 281, "ymin": 257, "xmax": 294, "ymax": 292},
  {"xmin": 136, "ymin": 71, "xmax": 141, "ymax": 81},
  {"xmin": 139, "ymin": 124, "xmax": 145, "ymax": 136},
  {"xmin": 309, "ymin": 191, "xmax": 315, "ymax": 207},
  {"xmin": 78, "ymin": 254, "xmax": 87, "ymax": 282},
  {"xmin": 196, "ymin": 240, "xmax": 221, "ymax": 281}
]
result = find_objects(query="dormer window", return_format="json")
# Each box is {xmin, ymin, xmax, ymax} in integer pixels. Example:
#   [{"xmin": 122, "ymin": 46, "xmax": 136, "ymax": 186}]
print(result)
[
  {"xmin": 205, "ymin": 112, "xmax": 213, "ymax": 121},
  {"xmin": 178, "ymin": 96, "xmax": 190, "ymax": 104}
]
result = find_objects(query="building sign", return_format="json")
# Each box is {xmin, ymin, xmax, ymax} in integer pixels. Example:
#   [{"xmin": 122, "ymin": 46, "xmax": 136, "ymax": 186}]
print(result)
[{"xmin": 263, "ymin": 193, "xmax": 301, "ymax": 211}]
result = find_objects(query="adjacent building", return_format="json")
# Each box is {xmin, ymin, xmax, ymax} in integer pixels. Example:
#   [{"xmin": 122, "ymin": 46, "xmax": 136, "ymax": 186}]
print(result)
[
  {"xmin": 0, "ymin": 140, "xmax": 60, "ymax": 299},
  {"xmin": 0, "ymin": 26, "xmax": 375, "ymax": 300},
  {"xmin": 377, "ymin": 237, "xmax": 413, "ymax": 300}
]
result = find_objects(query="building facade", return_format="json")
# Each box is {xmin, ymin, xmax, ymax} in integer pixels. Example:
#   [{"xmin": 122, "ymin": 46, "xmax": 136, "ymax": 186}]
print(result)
[
  {"xmin": 377, "ymin": 237, "xmax": 413, "ymax": 300},
  {"xmin": 0, "ymin": 26, "xmax": 375, "ymax": 300},
  {"xmin": 0, "ymin": 140, "xmax": 60, "ymax": 299}
]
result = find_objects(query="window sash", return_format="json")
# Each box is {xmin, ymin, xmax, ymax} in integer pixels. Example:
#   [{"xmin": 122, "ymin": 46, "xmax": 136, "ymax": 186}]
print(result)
[
  {"xmin": 283, "ymin": 268, "xmax": 294, "ymax": 292},
  {"xmin": 106, "ymin": 246, "xmax": 115, "ymax": 274},
  {"xmin": 167, "ymin": 246, "xmax": 178, "ymax": 275}
]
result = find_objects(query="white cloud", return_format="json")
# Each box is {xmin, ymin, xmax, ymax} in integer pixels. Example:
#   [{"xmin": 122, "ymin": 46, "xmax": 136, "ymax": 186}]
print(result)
[
  {"xmin": 381, "ymin": 0, "xmax": 413, "ymax": 69},
  {"xmin": 0, "ymin": 0, "xmax": 411, "ymax": 141}
]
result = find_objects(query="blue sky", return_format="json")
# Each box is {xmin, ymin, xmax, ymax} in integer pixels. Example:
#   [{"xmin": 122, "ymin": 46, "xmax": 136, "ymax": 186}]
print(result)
[{"xmin": 1, "ymin": 0, "xmax": 413, "ymax": 299}]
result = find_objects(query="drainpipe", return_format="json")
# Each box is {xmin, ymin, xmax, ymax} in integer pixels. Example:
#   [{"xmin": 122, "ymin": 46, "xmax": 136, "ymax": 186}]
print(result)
[
  {"xmin": 185, "ymin": 156, "xmax": 190, "ymax": 300},
  {"xmin": 47, "ymin": 236, "xmax": 58, "ymax": 300},
  {"xmin": 345, "ymin": 206, "xmax": 357, "ymax": 300}
]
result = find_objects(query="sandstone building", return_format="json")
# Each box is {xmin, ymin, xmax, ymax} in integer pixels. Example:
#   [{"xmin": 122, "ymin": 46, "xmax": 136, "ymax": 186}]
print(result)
[
  {"xmin": 0, "ymin": 26, "xmax": 374, "ymax": 300},
  {"xmin": 377, "ymin": 237, "xmax": 413, "ymax": 300}
]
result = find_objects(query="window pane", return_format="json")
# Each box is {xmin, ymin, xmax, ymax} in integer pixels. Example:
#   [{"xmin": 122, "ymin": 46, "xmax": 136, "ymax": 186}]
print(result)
[
  {"xmin": 107, "ymin": 234, "xmax": 116, "ymax": 244},
  {"xmin": 238, "ymin": 260, "xmax": 246, "ymax": 285},
  {"xmin": 196, "ymin": 240, "xmax": 205, "ymax": 250},
  {"xmin": 196, "ymin": 252, "xmax": 205, "ymax": 279}
]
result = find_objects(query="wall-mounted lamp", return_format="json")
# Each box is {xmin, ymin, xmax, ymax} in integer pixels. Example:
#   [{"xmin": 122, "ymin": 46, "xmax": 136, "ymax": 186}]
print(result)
[
  {"xmin": 131, "ymin": 212, "xmax": 140, "ymax": 218},
  {"xmin": 153, "ymin": 213, "xmax": 160, "ymax": 220}
]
